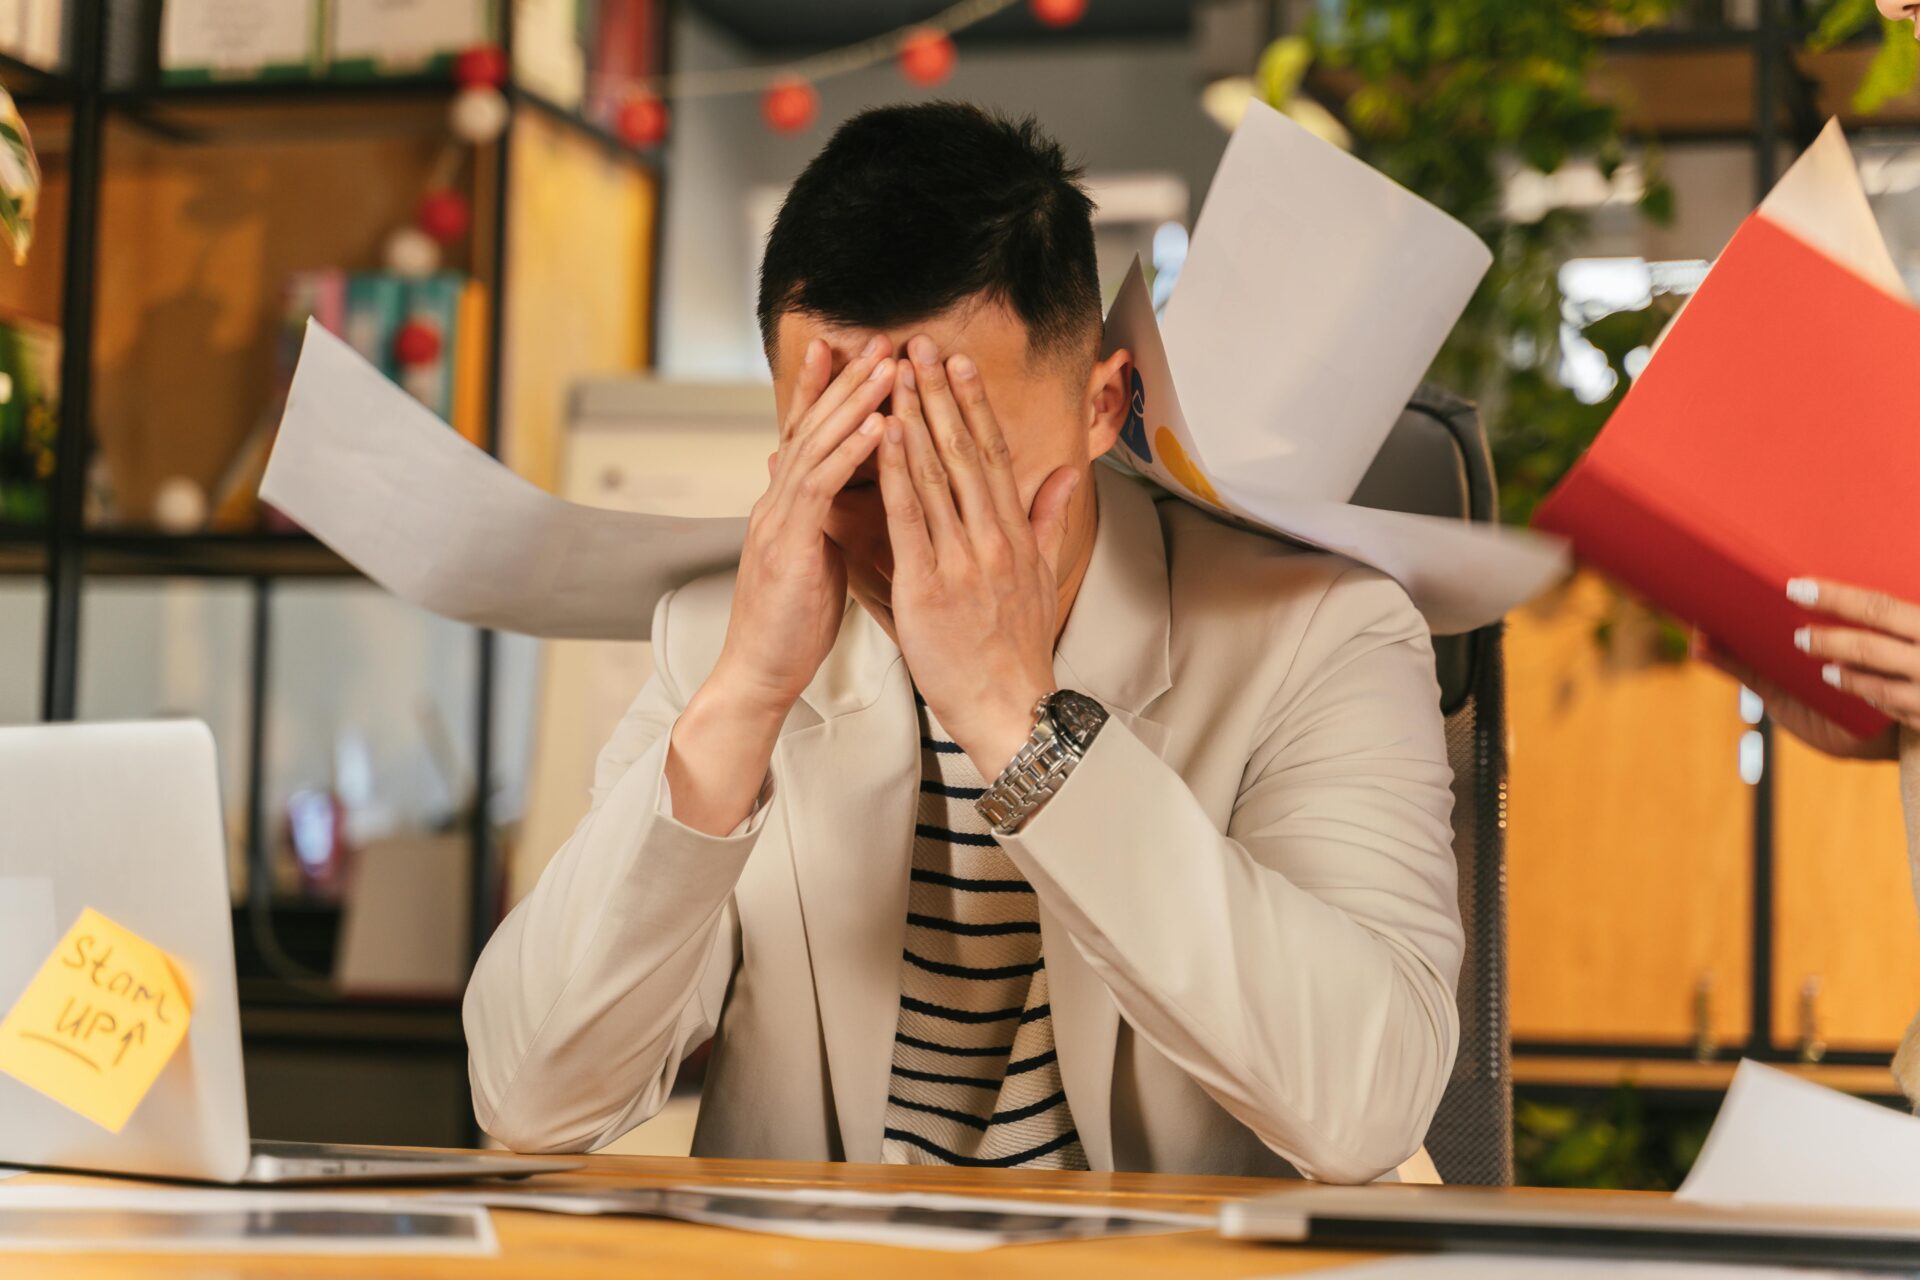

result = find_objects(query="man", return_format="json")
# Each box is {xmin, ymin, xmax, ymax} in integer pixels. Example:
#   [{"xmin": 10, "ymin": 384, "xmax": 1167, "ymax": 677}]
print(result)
[{"xmin": 464, "ymin": 103, "xmax": 1463, "ymax": 1183}]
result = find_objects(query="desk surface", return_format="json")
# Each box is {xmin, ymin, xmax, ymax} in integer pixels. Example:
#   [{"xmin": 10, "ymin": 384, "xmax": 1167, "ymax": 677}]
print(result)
[{"xmin": 0, "ymin": 1153, "xmax": 1426, "ymax": 1279}]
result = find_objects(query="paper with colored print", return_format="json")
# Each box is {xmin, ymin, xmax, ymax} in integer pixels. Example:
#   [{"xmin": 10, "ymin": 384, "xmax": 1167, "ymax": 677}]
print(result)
[
  {"xmin": 1106, "ymin": 259, "xmax": 1567, "ymax": 636},
  {"xmin": 0, "ymin": 908, "xmax": 192, "ymax": 1134}
]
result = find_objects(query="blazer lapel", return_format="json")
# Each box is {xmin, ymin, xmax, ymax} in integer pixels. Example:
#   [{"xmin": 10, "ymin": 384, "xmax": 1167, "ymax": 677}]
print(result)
[
  {"xmin": 1041, "ymin": 463, "xmax": 1178, "ymax": 1171},
  {"xmin": 783, "ymin": 604, "xmax": 918, "ymax": 1163}
]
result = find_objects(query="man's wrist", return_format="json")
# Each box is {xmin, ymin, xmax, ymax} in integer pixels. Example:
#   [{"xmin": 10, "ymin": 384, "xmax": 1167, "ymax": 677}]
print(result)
[
  {"xmin": 959, "ymin": 683, "xmax": 1055, "ymax": 780},
  {"xmin": 697, "ymin": 658, "xmax": 801, "ymax": 734}
]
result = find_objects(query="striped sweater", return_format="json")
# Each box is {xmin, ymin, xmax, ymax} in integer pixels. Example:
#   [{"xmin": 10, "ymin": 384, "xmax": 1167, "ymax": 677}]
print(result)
[{"xmin": 879, "ymin": 697, "xmax": 1087, "ymax": 1170}]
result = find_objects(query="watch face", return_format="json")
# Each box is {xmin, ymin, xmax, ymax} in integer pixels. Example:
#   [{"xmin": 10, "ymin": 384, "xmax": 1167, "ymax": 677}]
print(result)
[{"xmin": 1048, "ymin": 690, "xmax": 1109, "ymax": 753}]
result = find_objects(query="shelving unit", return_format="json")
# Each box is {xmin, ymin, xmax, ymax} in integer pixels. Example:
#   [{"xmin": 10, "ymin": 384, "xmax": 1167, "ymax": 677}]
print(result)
[{"xmin": 1, "ymin": 4, "xmax": 667, "ymax": 1143}]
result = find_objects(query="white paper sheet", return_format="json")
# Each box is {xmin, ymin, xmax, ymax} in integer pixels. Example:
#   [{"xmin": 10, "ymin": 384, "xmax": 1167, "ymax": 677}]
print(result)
[
  {"xmin": 1160, "ymin": 101, "xmax": 1494, "ymax": 503},
  {"xmin": 1105, "ymin": 260, "xmax": 1567, "ymax": 635},
  {"xmin": 0, "ymin": 1185, "xmax": 497, "ymax": 1255},
  {"xmin": 1758, "ymin": 118, "xmax": 1906, "ymax": 303},
  {"xmin": 1311, "ymin": 1258, "xmax": 1872, "ymax": 1279},
  {"xmin": 260, "ymin": 320, "xmax": 747, "ymax": 640},
  {"xmin": 1676, "ymin": 1059, "xmax": 1920, "ymax": 1213},
  {"xmin": 433, "ymin": 1183, "xmax": 1207, "ymax": 1252}
]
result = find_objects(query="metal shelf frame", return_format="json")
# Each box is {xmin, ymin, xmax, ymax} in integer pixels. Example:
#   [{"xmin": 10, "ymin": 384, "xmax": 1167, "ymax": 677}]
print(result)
[{"xmin": 11, "ymin": 5, "xmax": 673, "ymax": 1083}]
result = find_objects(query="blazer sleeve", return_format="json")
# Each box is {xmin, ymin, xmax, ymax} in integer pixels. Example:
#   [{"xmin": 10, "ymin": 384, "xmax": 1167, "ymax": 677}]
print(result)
[
  {"xmin": 462, "ymin": 587, "xmax": 769, "ymax": 1153},
  {"xmin": 995, "ymin": 566, "xmax": 1463, "ymax": 1184}
]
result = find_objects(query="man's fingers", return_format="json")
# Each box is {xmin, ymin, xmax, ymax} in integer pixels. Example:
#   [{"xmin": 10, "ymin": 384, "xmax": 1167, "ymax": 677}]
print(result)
[
  {"xmin": 894, "ymin": 395, "xmax": 965, "ymax": 556},
  {"xmin": 780, "ymin": 339, "xmax": 831, "ymax": 444},
  {"xmin": 876, "ymin": 419, "xmax": 936, "ymax": 580},
  {"xmin": 784, "ymin": 334, "xmax": 893, "ymax": 445},
  {"xmin": 1789, "ymin": 578, "xmax": 1920, "ymax": 642},
  {"xmin": 947, "ymin": 352, "xmax": 1026, "ymax": 527},
  {"xmin": 1797, "ymin": 625, "xmax": 1920, "ymax": 680},
  {"xmin": 788, "ymin": 413, "xmax": 885, "ymax": 524},
  {"xmin": 1029, "ymin": 466, "xmax": 1080, "ymax": 577},
  {"xmin": 907, "ymin": 336, "xmax": 997, "ymax": 533},
  {"xmin": 771, "ymin": 355, "xmax": 894, "ymax": 502}
]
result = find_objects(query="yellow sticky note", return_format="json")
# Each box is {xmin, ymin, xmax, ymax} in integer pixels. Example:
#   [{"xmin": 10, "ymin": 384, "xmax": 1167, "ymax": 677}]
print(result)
[{"xmin": 0, "ymin": 907, "xmax": 193, "ymax": 1133}]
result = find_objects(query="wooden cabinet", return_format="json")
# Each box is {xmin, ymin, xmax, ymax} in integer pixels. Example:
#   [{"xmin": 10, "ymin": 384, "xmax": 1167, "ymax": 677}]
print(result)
[
  {"xmin": 1507, "ymin": 573, "xmax": 1753, "ymax": 1048},
  {"xmin": 1773, "ymin": 736, "xmax": 1917, "ymax": 1052},
  {"xmin": 1507, "ymin": 572, "xmax": 1919, "ymax": 1059}
]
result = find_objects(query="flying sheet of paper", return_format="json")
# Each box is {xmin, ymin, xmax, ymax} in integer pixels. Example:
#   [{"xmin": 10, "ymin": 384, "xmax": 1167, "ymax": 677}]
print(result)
[
  {"xmin": 433, "ymin": 1184, "xmax": 1206, "ymax": 1252},
  {"xmin": 1105, "ymin": 261, "xmax": 1567, "ymax": 635},
  {"xmin": 1676, "ymin": 1059, "xmax": 1920, "ymax": 1214},
  {"xmin": 0, "ymin": 908, "xmax": 192, "ymax": 1134},
  {"xmin": 260, "ymin": 320, "xmax": 747, "ymax": 640},
  {"xmin": 1160, "ymin": 101, "xmax": 1495, "ymax": 503},
  {"xmin": 0, "ymin": 1185, "xmax": 497, "ymax": 1256},
  {"xmin": 1312, "ymin": 1258, "xmax": 1873, "ymax": 1279}
]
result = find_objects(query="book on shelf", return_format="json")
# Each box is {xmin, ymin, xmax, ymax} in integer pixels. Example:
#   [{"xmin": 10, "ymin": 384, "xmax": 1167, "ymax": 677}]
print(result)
[
  {"xmin": 213, "ymin": 268, "xmax": 488, "ymax": 531},
  {"xmin": 0, "ymin": 310, "xmax": 56, "ymax": 526},
  {"xmin": 327, "ymin": 0, "xmax": 494, "ymax": 81},
  {"xmin": 159, "ymin": 0, "xmax": 326, "ymax": 84}
]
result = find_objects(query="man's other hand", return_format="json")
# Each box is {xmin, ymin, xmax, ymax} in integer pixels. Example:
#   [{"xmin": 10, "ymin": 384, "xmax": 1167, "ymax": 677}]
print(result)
[{"xmin": 877, "ymin": 335, "xmax": 1076, "ymax": 778}]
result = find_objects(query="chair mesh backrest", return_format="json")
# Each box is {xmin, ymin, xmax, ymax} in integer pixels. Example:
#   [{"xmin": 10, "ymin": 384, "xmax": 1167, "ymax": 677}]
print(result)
[
  {"xmin": 1354, "ymin": 386, "xmax": 1513, "ymax": 1186},
  {"xmin": 1432, "ymin": 627, "xmax": 1512, "ymax": 1185}
]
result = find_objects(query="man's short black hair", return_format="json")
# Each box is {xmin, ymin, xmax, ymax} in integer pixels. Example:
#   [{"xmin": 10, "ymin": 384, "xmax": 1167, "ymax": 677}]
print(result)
[{"xmin": 757, "ymin": 102, "xmax": 1101, "ymax": 367}]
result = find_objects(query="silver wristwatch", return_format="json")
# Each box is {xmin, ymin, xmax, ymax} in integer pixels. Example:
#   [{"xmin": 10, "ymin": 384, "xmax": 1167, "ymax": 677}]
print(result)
[{"xmin": 975, "ymin": 689, "xmax": 1110, "ymax": 836}]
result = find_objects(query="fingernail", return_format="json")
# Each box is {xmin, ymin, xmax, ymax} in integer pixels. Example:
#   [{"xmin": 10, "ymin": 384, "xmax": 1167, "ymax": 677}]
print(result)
[
  {"xmin": 860, "ymin": 416, "xmax": 881, "ymax": 435},
  {"xmin": 1823, "ymin": 663, "xmax": 1843, "ymax": 688},
  {"xmin": 868, "ymin": 358, "xmax": 892, "ymax": 383},
  {"xmin": 910, "ymin": 335, "xmax": 936, "ymax": 364},
  {"xmin": 898, "ymin": 360, "xmax": 916, "ymax": 389},
  {"xmin": 1793, "ymin": 626, "xmax": 1812, "ymax": 653},
  {"xmin": 950, "ymin": 354, "xmax": 977, "ymax": 380},
  {"xmin": 1786, "ymin": 578, "xmax": 1819, "ymax": 606},
  {"xmin": 863, "ymin": 335, "xmax": 885, "ymax": 357},
  {"xmin": 886, "ymin": 422, "xmax": 903, "ymax": 445}
]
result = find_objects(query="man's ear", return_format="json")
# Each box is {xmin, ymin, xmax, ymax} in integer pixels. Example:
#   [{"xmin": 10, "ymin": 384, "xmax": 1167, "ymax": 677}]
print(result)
[{"xmin": 1083, "ymin": 348, "xmax": 1131, "ymax": 461}]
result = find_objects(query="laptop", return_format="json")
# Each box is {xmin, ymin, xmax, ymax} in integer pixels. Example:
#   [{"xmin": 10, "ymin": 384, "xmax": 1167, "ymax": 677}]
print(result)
[
  {"xmin": 0, "ymin": 719, "xmax": 576, "ymax": 1185},
  {"xmin": 1220, "ymin": 1184, "xmax": 1920, "ymax": 1271}
]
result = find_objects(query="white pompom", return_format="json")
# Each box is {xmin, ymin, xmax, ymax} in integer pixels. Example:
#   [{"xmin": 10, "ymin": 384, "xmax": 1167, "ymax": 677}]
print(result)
[
  {"xmin": 153, "ymin": 476, "xmax": 207, "ymax": 533},
  {"xmin": 384, "ymin": 226, "xmax": 441, "ymax": 278},
  {"xmin": 450, "ymin": 85, "xmax": 509, "ymax": 144}
]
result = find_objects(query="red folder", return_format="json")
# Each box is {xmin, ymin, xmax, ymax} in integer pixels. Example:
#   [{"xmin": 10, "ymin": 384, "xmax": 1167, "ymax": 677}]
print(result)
[{"xmin": 1533, "ymin": 213, "xmax": 1920, "ymax": 739}]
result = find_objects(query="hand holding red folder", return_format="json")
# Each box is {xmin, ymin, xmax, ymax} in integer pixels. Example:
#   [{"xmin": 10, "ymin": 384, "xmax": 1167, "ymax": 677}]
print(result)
[{"xmin": 1534, "ymin": 122, "xmax": 1920, "ymax": 740}]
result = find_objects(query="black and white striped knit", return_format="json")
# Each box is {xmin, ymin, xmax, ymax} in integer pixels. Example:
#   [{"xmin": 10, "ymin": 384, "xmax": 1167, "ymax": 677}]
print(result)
[{"xmin": 879, "ymin": 695, "xmax": 1088, "ymax": 1170}]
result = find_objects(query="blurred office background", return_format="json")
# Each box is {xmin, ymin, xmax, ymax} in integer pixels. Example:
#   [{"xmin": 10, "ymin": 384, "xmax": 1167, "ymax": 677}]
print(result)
[{"xmin": 0, "ymin": 0, "xmax": 1916, "ymax": 1189}]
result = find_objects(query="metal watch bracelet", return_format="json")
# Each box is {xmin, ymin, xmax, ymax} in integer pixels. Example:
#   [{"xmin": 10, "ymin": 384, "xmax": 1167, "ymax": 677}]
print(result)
[{"xmin": 974, "ymin": 690, "xmax": 1109, "ymax": 836}]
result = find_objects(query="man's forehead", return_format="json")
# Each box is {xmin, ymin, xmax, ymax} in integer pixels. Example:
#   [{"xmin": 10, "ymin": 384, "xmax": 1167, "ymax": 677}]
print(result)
[{"xmin": 778, "ymin": 300, "xmax": 1035, "ymax": 365}]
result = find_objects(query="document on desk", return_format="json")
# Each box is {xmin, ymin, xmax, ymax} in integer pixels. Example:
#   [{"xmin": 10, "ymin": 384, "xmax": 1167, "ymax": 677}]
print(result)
[
  {"xmin": 0, "ymin": 1185, "xmax": 497, "ymax": 1255},
  {"xmin": 1676, "ymin": 1059, "xmax": 1920, "ymax": 1214},
  {"xmin": 1312, "ymin": 1259, "xmax": 1873, "ymax": 1278},
  {"xmin": 435, "ymin": 1184, "xmax": 1208, "ymax": 1251}
]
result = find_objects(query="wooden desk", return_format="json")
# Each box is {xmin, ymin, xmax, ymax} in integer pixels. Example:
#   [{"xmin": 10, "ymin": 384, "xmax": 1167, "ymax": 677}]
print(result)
[{"xmin": 2, "ymin": 1154, "xmax": 1402, "ymax": 1279}]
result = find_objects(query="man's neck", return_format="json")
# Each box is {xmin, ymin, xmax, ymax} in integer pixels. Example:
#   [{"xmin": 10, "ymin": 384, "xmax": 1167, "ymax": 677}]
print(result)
[{"xmin": 1050, "ymin": 477, "xmax": 1099, "ymax": 647}]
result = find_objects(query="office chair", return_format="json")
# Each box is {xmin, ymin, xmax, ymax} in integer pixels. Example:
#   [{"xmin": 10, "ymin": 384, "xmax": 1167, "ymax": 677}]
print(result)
[{"xmin": 1349, "ymin": 384, "xmax": 1513, "ymax": 1187}]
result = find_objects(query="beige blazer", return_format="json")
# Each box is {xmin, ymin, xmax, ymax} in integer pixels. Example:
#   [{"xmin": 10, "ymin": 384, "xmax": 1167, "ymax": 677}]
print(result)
[{"xmin": 464, "ymin": 464, "xmax": 1465, "ymax": 1184}]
